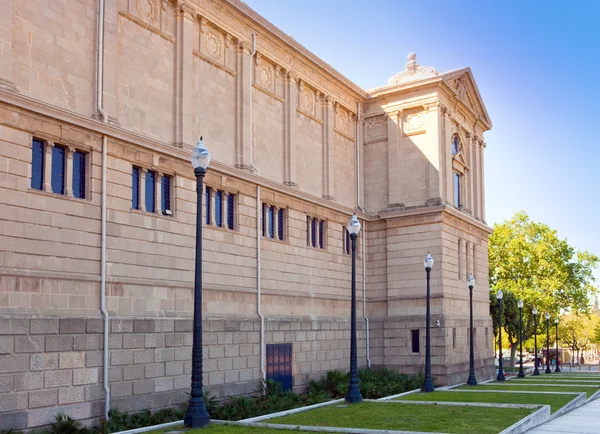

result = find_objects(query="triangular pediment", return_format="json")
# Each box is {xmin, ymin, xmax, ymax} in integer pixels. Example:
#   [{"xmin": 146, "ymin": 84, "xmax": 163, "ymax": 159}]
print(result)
[
  {"xmin": 442, "ymin": 68, "xmax": 492, "ymax": 129},
  {"xmin": 453, "ymin": 151, "xmax": 468, "ymax": 170}
]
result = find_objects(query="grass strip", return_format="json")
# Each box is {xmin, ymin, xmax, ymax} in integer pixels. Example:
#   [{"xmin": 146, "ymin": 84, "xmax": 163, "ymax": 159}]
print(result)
[
  {"xmin": 266, "ymin": 401, "xmax": 533, "ymax": 434},
  {"xmin": 511, "ymin": 378, "xmax": 600, "ymax": 384},
  {"xmin": 157, "ymin": 424, "xmax": 302, "ymax": 433},
  {"xmin": 395, "ymin": 390, "xmax": 574, "ymax": 413},
  {"xmin": 458, "ymin": 384, "xmax": 599, "ymax": 398}
]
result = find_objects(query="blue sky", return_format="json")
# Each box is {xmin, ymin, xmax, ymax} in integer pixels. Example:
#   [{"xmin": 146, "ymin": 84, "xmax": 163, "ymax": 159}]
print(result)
[{"xmin": 244, "ymin": 0, "xmax": 600, "ymax": 280}]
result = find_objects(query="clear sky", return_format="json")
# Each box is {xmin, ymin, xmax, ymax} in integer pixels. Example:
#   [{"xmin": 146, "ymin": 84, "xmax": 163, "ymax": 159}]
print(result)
[{"xmin": 244, "ymin": 0, "xmax": 600, "ymax": 279}]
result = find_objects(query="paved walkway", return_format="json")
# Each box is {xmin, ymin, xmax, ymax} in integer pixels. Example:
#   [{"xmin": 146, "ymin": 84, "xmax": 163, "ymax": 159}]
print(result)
[{"xmin": 527, "ymin": 396, "xmax": 600, "ymax": 433}]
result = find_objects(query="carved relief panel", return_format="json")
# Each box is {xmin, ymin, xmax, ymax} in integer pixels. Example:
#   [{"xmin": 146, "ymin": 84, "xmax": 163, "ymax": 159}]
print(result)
[
  {"xmin": 403, "ymin": 109, "xmax": 426, "ymax": 136},
  {"xmin": 121, "ymin": 0, "xmax": 175, "ymax": 38},
  {"xmin": 365, "ymin": 116, "xmax": 387, "ymax": 144},
  {"xmin": 195, "ymin": 17, "xmax": 236, "ymax": 73},
  {"xmin": 334, "ymin": 103, "xmax": 355, "ymax": 140},
  {"xmin": 298, "ymin": 80, "xmax": 318, "ymax": 118}
]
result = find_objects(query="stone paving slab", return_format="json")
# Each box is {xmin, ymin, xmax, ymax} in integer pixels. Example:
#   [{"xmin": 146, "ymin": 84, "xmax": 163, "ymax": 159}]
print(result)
[{"xmin": 527, "ymin": 396, "xmax": 600, "ymax": 433}]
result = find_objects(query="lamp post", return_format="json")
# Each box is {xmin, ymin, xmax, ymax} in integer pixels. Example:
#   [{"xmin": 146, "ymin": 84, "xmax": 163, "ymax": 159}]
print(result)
[
  {"xmin": 532, "ymin": 308, "xmax": 540, "ymax": 376},
  {"xmin": 345, "ymin": 215, "xmax": 363, "ymax": 404},
  {"xmin": 467, "ymin": 273, "xmax": 477, "ymax": 386},
  {"xmin": 555, "ymin": 318, "xmax": 561, "ymax": 373},
  {"xmin": 184, "ymin": 137, "xmax": 211, "ymax": 429},
  {"xmin": 496, "ymin": 290, "xmax": 505, "ymax": 382},
  {"xmin": 422, "ymin": 252, "xmax": 435, "ymax": 392},
  {"xmin": 517, "ymin": 300, "xmax": 525, "ymax": 378},
  {"xmin": 545, "ymin": 313, "xmax": 552, "ymax": 374}
]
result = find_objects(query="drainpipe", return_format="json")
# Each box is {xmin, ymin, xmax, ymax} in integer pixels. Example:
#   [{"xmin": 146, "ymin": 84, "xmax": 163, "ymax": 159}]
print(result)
[
  {"xmin": 96, "ymin": 0, "xmax": 110, "ymax": 420},
  {"xmin": 248, "ymin": 33, "xmax": 265, "ymax": 382},
  {"xmin": 356, "ymin": 102, "xmax": 370, "ymax": 368}
]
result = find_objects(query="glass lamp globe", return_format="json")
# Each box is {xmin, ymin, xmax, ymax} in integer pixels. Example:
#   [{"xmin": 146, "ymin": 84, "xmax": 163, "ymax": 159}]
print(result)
[
  {"xmin": 496, "ymin": 290, "xmax": 503, "ymax": 300},
  {"xmin": 545, "ymin": 313, "xmax": 550, "ymax": 320},
  {"xmin": 532, "ymin": 307, "xmax": 538, "ymax": 315},
  {"xmin": 467, "ymin": 273, "xmax": 475, "ymax": 288},
  {"xmin": 555, "ymin": 317, "xmax": 559, "ymax": 324},
  {"xmin": 347, "ymin": 215, "xmax": 361, "ymax": 235},
  {"xmin": 424, "ymin": 252, "xmax": 434, "ymax": 269},
  {"xmin": 518, "ymin": 299, "xmax": 524, "ymax": 309},
  {"xmin": 190, "ymin": 136, "xmax": 211, "ymax": 170}
]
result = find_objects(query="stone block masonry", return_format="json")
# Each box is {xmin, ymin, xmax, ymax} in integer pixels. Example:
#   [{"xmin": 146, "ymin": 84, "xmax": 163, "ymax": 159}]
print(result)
[{"xmin": 0, "ymin": 315, "xmax": 368, "ymax": 430}]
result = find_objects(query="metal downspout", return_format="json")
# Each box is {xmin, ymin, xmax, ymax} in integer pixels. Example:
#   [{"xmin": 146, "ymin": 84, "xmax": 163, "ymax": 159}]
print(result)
[{"xmin": 97, "ymin": 0, "xmax": 110, "ymax": 420}]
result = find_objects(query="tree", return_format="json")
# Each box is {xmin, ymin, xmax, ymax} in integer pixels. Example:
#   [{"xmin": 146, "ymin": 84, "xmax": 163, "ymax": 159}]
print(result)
[
  {"xmin": 489, "ymin": 211, "xmax": 599, "ymax": 366},
  {"xmin": 561, "ymin": 314, "xmax": 598, "ymax": 364},
  {"xmin": 489, "ymin": 291, "xmax": 521, "ymax": 367}
]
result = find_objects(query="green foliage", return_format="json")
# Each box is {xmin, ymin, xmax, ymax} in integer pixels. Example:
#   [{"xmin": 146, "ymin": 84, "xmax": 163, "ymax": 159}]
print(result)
[{"xmin": 489, "ymin": 211, "xmax": 599, "ymax": 365}]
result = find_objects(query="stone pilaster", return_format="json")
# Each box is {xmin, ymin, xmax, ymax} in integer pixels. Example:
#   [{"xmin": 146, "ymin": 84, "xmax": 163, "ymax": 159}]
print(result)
[
  {"xmin": 283, "ymin": 72, "xmax": 298, "ymax": 187},
  {"xmin": 139, "ymin": 169, "xmax": 147, "ymax": 212},
  {"xmin": 65, "ymin": 147, "xmax": 75, "ymax": 197},
  {"xmin": 387, "ymin": 110, "xmax": 403, "ymax": 207},
  {"xmin": 436, "ymin": 104, "xmax": 448, "ymax": 204},
  {"xmin": 479, "ymin": 140, "xmax": 486, "ymax": 222},
  {"xmin": 0, "ymin": 0, "xmax": 15, "ymax": 90},
  {"xmin": 101, "ymin": 0, "xmax": 119, "ymax": 123},
  {"xmin": 322, "ymin": 97, "xmax": 335, "ymax": 200},
  {"xmin": 173, "ymin": 3, "xmax": 195, "ymax": 148},
  {"xmin": 235, "ymin": 41, "xmax": 253, "ymax": 171},
  {"xmin": 43, "ymin": 142, "xmax": 54, "ymax": 193},
  {"xmin": 156, "ymin": 172, "xmax": 163, "ymax": 214}
]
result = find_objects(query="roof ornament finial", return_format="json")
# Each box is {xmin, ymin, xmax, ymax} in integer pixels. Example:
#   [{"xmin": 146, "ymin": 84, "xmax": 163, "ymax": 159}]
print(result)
[{"xmin": 406, "ymin": 52, "xmax": 417, "ymax": 74}]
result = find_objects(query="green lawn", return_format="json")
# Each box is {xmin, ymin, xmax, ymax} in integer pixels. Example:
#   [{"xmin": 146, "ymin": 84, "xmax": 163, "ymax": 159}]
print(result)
[
  {"xmin": 266, "ymin": 402, "xmax": 533, "ymax": 434},
  {"xmin": 511, "ymin": 377, "xmax": 600, "ymax": 384},
  {"xmin": 396, "ymin": 390, "xmax": 575, "ymax": 413},
  {"xmin": 458, "ymin": 383, "xmax": 599, "ymax": 398},
  {"xmin": 154, "ymin": 424, "xmax": 302, "ymax": 433}
]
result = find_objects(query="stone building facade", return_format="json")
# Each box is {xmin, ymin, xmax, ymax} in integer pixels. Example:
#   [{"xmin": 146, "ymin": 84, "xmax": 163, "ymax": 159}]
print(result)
[{"xmin": 0, "ymin": 0, "xmax": 495, "ymax": 429}]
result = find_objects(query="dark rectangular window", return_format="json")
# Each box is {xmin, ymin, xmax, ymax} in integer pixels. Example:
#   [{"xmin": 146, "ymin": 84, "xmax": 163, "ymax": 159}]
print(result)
[
  {"xmin": 266, "ymin": 343, "xmax": 292, "ymax": 391},
  {"xmin": 227, "ymin": 194, "xmax": 235, "ymax": 229},
  {"xmin": 145, "ymin": 171, "xmax": 155, "ymax": 212},
  {"xmin": 205, "ymin": 187, "xmax": 212, "ymax": 225},
  {"xmin": 31, "ymin": 139, "xmax": 44, "ymax": 190},
  {"xmin": 311, "ymin": 219, "xmax": 316, "ymax": 247},
  {"xmin": 72, "ymin": 151, "xmax": 86, "ymax": 199},
  {"xmin": 132, "ymin": 166, "xmax": 140, "ymax": 209},
  {"xmin": 411, "ymin": 330, "xmax": 419, "ymax": 353},
  {"xmin": 215, "ymin": 190, "xmax": 223, "ymax": 227},
  {"xmin": 262, "ymin": 203, "xmax": 267, "ymax": 236},
  {"xmin": 268, "ymin": 206, "xmax": 274, "ymax": 238},
  {"xmin": 453, "ymin": 171, "xmax": 461, "ymax": 207},
  {"xmin": 51, "ymin": 145, "xmax": 66, "ymax": 194},
  {"xmin": 161, "ymin": 175, "xmax": 171, "ymax": 215},
  {"xmin": 277, "ymin": 209, "xmax": 285, "ymax": 241},
  {"xmin": 319, "ymin": 220, "xmax": 324, "ymax": 249}
]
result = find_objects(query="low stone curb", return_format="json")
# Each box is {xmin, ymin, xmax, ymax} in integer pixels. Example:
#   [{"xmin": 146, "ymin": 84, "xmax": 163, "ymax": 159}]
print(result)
[
  {"xmin": 381, "ymin": 400, "xmax": 543, "ymax": 410},
  {"xmin": 587, "ymin": 388, "xmax": 600, "ymax": 401},
  {"xmin": 497, "ymin": 405, "xmax": 551, "ymax": 434},
  {"xmin": 445, "ymin": 389, "xmax": 580, "ymax": 395},
  {"xmin": 112, "ymin": 420, "xmax": 182, "ymax": 434},
  {"xmin": 477, "ymin": 382, "xmax": 599, "ymax": 387},
  {"xmin": 239, "ymin": 398, "xmax": 343, "ymax": 423},
  {"xmin": 232, "ymin": 421, "xmax": 445, "ymax": 434},
  {"xmin": 375, "ymin": 388, "xmax": 421, "ymax": 401},
  {"xmin": 550, "ymin": 392, "xmax": 587, "ymax": 419}
]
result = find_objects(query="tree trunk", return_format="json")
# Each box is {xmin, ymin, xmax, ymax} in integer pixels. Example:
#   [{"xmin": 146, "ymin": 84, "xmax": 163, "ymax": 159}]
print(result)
[{"xmin": 510, "ymin": 344, "xmax": 518, "ymax": 369}]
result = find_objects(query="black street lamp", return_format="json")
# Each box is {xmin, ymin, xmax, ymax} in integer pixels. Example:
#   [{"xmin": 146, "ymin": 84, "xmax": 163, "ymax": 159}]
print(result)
[
  {"xmin": 345, "ymin": 215, "xmax": 363, "ymax": 404},
  {"xmin": 467, "ymin": 273, "xmax": 477, "ymax": 386},
  {"xmin": 422, "ymin": 252, "xmax": 435, "ymax": 392},
  {"xmin": 532, "ymin": 308, "xmax": 540, "ymax": 376},
  {"xmin": 517, "ymin": 300, "xmax": 525, "ymax": 378},
  {"xmin": 496, "ymin": 290, "xmax": 505, "ymax": 382},
  {"xmin": 555, "ymin": 318, "xmax": 561, "ymax": 373},
  {"xmin": 545, "ymin": 313, "xmax": 552, "ymax": 374},
  {"xmin": 184, "ymin": 137, "xmax": 211, "ymax": 429}
]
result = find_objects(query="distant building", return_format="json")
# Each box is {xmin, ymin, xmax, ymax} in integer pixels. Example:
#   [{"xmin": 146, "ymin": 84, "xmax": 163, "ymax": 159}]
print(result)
[{"xmin": 0, "ymin": 0, "xmax": 494, "ymax": 429}]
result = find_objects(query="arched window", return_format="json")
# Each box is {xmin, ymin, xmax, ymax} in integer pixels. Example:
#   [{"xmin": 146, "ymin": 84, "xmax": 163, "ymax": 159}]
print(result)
[{"xmin": 452, "ymin": 134, "xmax": 461, "ymax": 156}]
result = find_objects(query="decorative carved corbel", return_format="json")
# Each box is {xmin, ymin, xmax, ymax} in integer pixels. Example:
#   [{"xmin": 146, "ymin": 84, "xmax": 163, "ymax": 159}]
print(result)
[
  {"xmin": 179, "ymin": 2, "xmax": 195, "ymax": 20},
  {"xmin": 274, "ymin": 65, "xmax": 282, "ymax": 79},
  {"xmin": 225, "ymin": 33, "xmax": 234, "ymax": 49},
  {"xmin": 199, "ymin": 17, "xmax": 208, "ymax": 33}
]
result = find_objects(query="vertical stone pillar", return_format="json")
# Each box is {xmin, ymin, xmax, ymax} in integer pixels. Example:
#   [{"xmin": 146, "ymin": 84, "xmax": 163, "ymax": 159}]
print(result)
[
  {"xmin": 479, "ymin": 141, "xmax": 486, "ymax": 222},
  {"xmin": 43, "ymin": 142, "xmax": 54, "ymax": 192},
  {"xmin": 436, "ymin": 104, "xmax": 448, "ymax": 204},
  {"xmin": 467, "ymin": 135, "xmax": 476, "ymax": 214},
  {"xmin": 66, "ymin": 147, "xmax": 75, "ymax": 197},
  {"xmin": 444, "ymin": 112, "xmax": 454, "ymax": 205},
  {"xmin": 387, "ymin": 110, "xmax": 402, "ymax": 207},
  {"xmin": 139, "ymin": 169, "xmax": 147, "ymax": 212},
  {"xmin": 0, "ymin": 0, "xmax": 15, "ymax": 89},
  {"xmin": 174, "ymin": 4, "xmax": 195, "ymax": 148},
  {"xmin": 235, "ymin": 41, "xmax": 253, "ymax": 171},
  {"xmin": 283, "ymin": 72, "xmax": 298, "ymax": 187},
  {"xmin": 101, "ymin": 0, "xmax": 119, "ymax": 121},
  {"xmin": 471, "ymin": 136, "xmax": 480, "ymax": 220},
  {"xmin": 322, "ymin": 96, "xmax": 335, "ymax": 200},
  {"xmin": 156, "ymin": 172, "xmax": 163, "ymax": 214},
  {"xmin": 357, "ymin": 112, "xmax": 365, "ymax": 208}
]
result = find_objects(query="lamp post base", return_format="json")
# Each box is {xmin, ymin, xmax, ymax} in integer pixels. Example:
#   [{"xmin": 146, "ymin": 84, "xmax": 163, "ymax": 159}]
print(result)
[
  {"xmin": 533, "ymin": 367, "xmax": 540, "ymax": 376},
  {"xmin": 497, "ymin": 370, "xmax": 506, "ymax": 382},
  {"xmin": 184, "ymin": 404, "xmax": 210, "ymax": 429},
  {"xmin": 344, "ymin": 383, "xmax": 363, "ymax": 404},
  {"xmin": 467, "ymin": 374, "xmax": 477, "ymax": 386},
  {"xmin": 422, "ymin": 378, "xmax": 435, "ymax": 393},
  {"xmin": 555, "ymin": 365, "xmax": 561, "ymax": 373},
  {"xmin": 545, "ymin": 367, "xmax": 552, "ymax": 374},
  {"xmin": 517, "ymin": 368, "xmax": 525, "ymax": 378}
]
